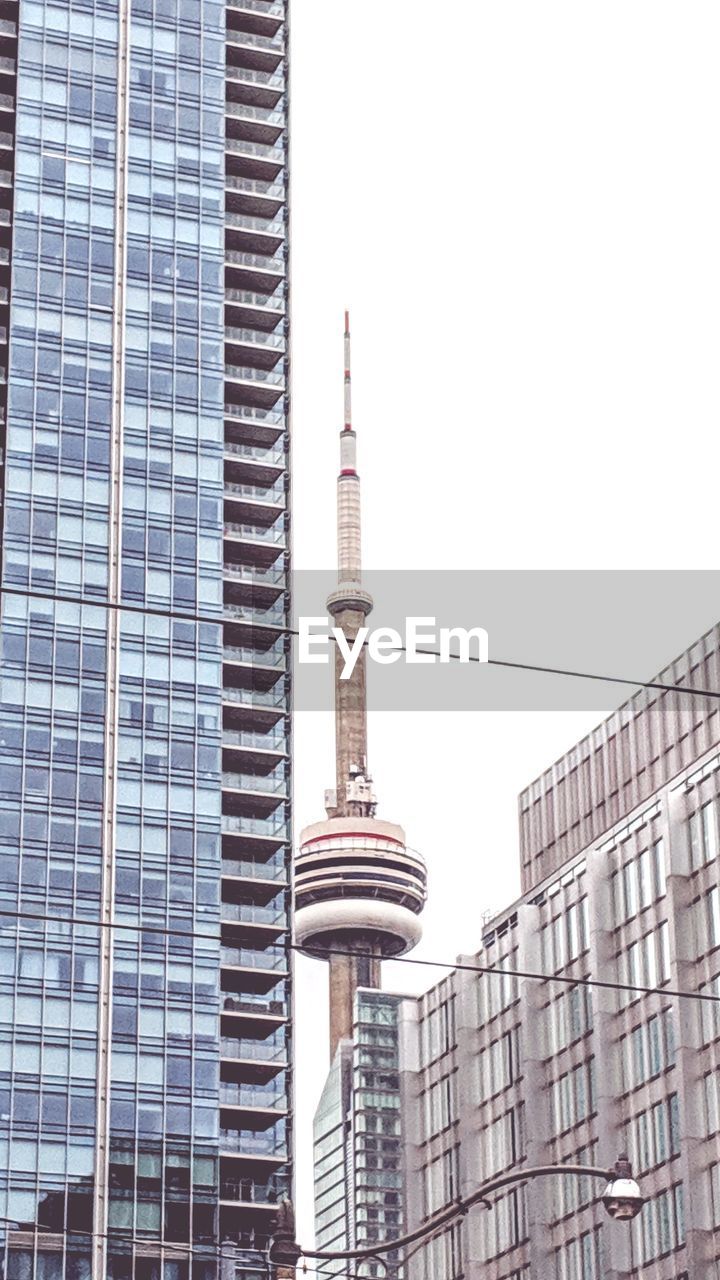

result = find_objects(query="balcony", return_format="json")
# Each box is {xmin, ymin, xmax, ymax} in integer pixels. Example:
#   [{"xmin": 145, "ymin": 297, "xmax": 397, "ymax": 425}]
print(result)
[
  {"xmin": 225, "ymin": 435, "xmax": 285, "ymax": 464},
  {"xmin": 221, "ymin": 1082, "xmax": 288, "ymax": 1112},
  {"xmin": 226, "ymin": 180, "xmax": 284, "ymax": 224},
  {"xmin": 222, "ymin": 769, "xmax": 287, "ymax": 797},
  {"xmin": 227, "ymin": 6, "xmax": 285, "ymax": 45},
  {"xmin": 226, "ymin": 138, "xmax": 284, "ymax": 187},
  {"xmin": 223, "ymin": 726, "xmax": 287, "ymax": 752},
  {"xmin": 222, "ymin": 768, "xmax": 287, "ymax": 819},
  {"xmin": 222, "ymin": 812, "xmax": 289, "ymax": 841},
  {"xmin": 221, "ymin": 730, "xmax": 288, "ymax": 776},
  {"xmin": 225, "ymin": 284, "xmax": 286, "ymax": 326},
  {"xmin": 222, "ymin": 856, "xmax": 288, "ymax": 889},
  {"xmin": 223, "ymin": 400, "xmax": 285, "ymax": 442},
  {"xmin": 221, "ymin": 1036, "xmax": 288, "ymax": 1066},
  {"xmin": 226, "ymin": 30, "xmax": 284, "ymax": 76},
  {"xmin": 220, "ymin": 1054, "xmax": 287, "ymax": 1086},
  {"xmin": 226, "ymin": 97, "xmax": 284, "ymax": 131},
  {"xmin": 224, "ymin": 568, "xmax": 285, "ymax": 614},
  {"xmin": 224, "ymin": 478, "xmax": 286, "ymax": 508},
  {"xmin": 223, "ymin": 600, "xmax": 287, "ymax": 630},
  {"xmin": 226, "ymin": 63, "xmax": 284, "ymax": 112},
  {"xmin": 222, "ymin": 859, "xmax": 288, "ymax": 904},
  {"xmin": 223, "ymin": 635, "xmax": 286, "ymax": 668},
  {"xmin": 225, "ymin": 514, "xmax": 285, "ymax": 544},
  {"xmin": 222, "ymin": 682, "xmax": 286, "ymax": 711},
  {"xmin": 221, "ymin": 996, "xmax": 289, "ymax": 1037},
  {"xmin": 219, "ymin": 1127, "xmax": 288, "ymax": 1158},
  {"xmin": 225, "ymin": 321, "xmax": 285, "ymax": 350},
  {"xmin": 226, "ymin": 107, "xmax": 283, "ymax": 151},
  {"xmin": 222, "ymin": 895, "xmax": 286, "ymax": 925},
  {"xmin": 219, "ymin": 1175, "xmax": 288, "ymax": 1208},
  {"xmin": 226, "ymin": 356, "xmax": 285, "ymax": 386}
]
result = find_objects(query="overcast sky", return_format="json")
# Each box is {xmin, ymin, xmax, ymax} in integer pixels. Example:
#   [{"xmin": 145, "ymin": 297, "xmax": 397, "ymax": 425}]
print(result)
[{"xmin": 287, "ymin": 0, "xmax": 720, "ymax": 1237}]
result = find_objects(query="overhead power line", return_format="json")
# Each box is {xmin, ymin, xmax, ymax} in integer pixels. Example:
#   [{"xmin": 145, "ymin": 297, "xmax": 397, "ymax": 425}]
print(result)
[
  {"xmin": 0, "ymin": 900, "xmax": 716, "ymax": 1008},
  {"xmin": 289, "ymin": 942, "xmax": 720, "ymax": 1007},
  {"xmin": 2, "ymin": 583, "xmax": 720, "ymax": 702}
]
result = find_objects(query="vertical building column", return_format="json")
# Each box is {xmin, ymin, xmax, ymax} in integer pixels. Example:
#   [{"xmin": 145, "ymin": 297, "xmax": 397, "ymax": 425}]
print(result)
[
  {"xmin": 663, "ymin": 782, "xmax": 715, "ymax": 1270},
  {"xmin": 92, "ymin": 0, "xmax": 131, "ymax": 1273},
  {"xmin": 515, "ymin": 903, "xmax": 555, "ymax": 1277},
  {"xmin": 453, "ymin": 961, "xmax": 482, "ymax": 1277},
  {"xmin": 585, "ymin": 844, "xmax": 628, "ymax": 1280}
]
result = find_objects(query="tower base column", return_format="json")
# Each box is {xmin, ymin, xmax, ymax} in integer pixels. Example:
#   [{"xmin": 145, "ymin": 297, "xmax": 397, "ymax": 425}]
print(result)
[{"xmin": 328, "ymin": 951, "xmax": 381, "ymax": 1059}]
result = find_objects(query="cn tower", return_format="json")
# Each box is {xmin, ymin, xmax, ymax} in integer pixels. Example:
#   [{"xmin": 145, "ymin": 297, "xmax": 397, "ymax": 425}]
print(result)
[{"xmin": 295, "ymin": 314, "xmax": 427, "ymax": 1060}]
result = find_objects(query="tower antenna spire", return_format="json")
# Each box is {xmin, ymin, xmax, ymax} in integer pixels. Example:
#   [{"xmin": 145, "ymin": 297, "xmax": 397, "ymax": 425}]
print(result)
[{"xmin": 344, "ymin": 309, "xmax": 352, "ymax": 431}]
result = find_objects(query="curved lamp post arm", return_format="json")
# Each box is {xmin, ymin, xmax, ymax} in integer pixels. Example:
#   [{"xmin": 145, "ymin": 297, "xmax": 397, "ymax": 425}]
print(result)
[{"xmin": 303, "ymin": 1162, "xmax": 615, "ymax": 1264}]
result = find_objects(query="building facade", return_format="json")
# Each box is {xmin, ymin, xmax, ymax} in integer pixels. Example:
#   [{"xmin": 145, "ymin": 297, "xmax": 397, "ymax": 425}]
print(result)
[
  {"xmin": 397, "ymin": 626, "xmax": 720, "ymax": 1280},
  {"xmin": 0, "ymin": 1, "xmax": 291, "ymax": 1278},
  {"xmin": 314, "ymin": 991, "xmax": 405, "ymax": 1280}
]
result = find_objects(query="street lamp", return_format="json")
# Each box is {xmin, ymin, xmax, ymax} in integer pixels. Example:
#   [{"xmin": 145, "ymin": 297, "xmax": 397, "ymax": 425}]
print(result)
[
  {"xmin": 601, "ymin": 1153, "xmax": 644, "ymax": 1222},
  {"xmin": 268, "ymin": 1155, "xmax": 644, "ymax": 1274}
]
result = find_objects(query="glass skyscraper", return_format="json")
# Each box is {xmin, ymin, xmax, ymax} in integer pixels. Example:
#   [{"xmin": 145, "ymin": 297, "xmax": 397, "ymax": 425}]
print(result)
[
  {"xmin": 314, "ymin": 991, "xmax": 405, "ymax": 1280},
  {"xmin": 0, "ymin": 1, "xmax": 290, "ymax": 1279}
]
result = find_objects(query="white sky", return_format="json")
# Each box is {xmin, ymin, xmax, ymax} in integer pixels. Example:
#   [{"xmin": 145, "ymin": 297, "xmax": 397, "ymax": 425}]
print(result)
[{"xmin": 287, "ymin": 0, "xmax": 720, "ymax": 1237}]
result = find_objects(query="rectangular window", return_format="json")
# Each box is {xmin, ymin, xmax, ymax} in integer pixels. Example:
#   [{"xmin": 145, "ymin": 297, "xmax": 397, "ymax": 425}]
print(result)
[
  {"xmin": 633, "ymin": 1183, "xmax": 685, "ymax": 1265},
  {"xmin": 627, "ymin": 1095, "xmax": 680, "ymax": 1169},
  {"xmin": 690, "ymin": 800, "xmax": 719, "ymax": 870},
  {"xmin": 621, "ymin": 1010, "xmax": 676, "ymax": 1090}
]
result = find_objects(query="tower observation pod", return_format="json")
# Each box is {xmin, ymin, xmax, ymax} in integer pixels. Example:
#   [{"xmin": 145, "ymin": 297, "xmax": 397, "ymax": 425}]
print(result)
[{"xmin": 295, "ymin": 314, "xmax": 427, "ymax": 1059}]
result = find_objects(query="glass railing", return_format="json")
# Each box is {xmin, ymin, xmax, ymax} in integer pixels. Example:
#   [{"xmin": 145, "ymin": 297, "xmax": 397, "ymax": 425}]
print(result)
[
  {"xmin": 226, "ymin": 100, "xmax": 285, "ymax": 129},
  {"xmin": 219, "ymin": 1127, "xmax": 287, "ymax": 1155},
  {"xmin": 220, "ymin": 1037, "xmax": 288, "ymax": 1064},
  {"xmin": 0, "ymin": 132, "xmax": 12, "ymax": 149},
  {"xmin": 224, "ymin": 480, "xmax": 286, "ymax": 505},
  {"xmin": 224, "ymin": 249, "xmax": 283, "ymax": 277},
  {"xmin": 223, "ymin": 401, "xmax": 286, "ymax": 428},
  {"xmin": 227, "ymin": 136, "xmax": 285, "ymax": 165},
  {"xmin": 0, "ymin": 93, "xmax": 12, "ymax": 110},
  {"xmin": 222, "ymin": 857, "xmax": 287, "ymax": 883},
  {"xmin": 227, "ymin": 0, "xmax": 284, "ymax": 17},
  {"xmin": 221, "ymin": 946, "xmax": 288, "ymax": 972},
  {"xmin": 221, "ymin": 992, "xmax": 288, "ymax": 1016},
  {"xmin": 0, "ymin": 57, "xmax": 15, "ymax": 73},
  {"xmin": 227, "ymin": 22, "xmax": 285, "ymax": 52},
  {"xmin": 220, "ymin": 1084, "xmax": 288, "ymax": 1110},
  {"xmin": 225, "ymin": 324, "xmax": 286, "ymax": 351},
  {"xmin": 222, "ymin": 814, "xmax": 289, "ymax": 839},
  {"xmin": 219, "ymin": 1176, "xmax": 288, "ymax": 1204},
  {"xmin": 225, "ymin": 363, "xmax": 285, "ymax": 388},
  {"xmin": 226, "ymin": 249, "xmax": 285, "ymax": 274},
  {"xmin": 222, "ymin": 728, "xmax": 288, "ymax": 751},
  {"xmin": 222, "ymin": 770, "xmax": 287, "ymax": 795},
  {"xmin": 223, "ymin": 639, "xmax": 286, "ymax": 665},
  {"xmin": 225, "ymin": 438, "xmax": 285, "ymax": 463},
  {"xmin": 0, "ymin": 20, "xmax": 17, "ymax": 36},
  {"xmin": 224, "ymin": 286, "xmax": 285, "ymax": 314},
  {"xmin": 226, "ymin": 174, "xmax": 286, "ymax": 201},
  {"xmin": 222, "ymin": 901, "xmax": 287, "ymax": 927},
  {"xmin": 226, "ymin": 63, "xmax": 284, "ymax": 92},
  {"xmin": 224, "ymin": 566, "xmax": 286, "ymax": 593},
  {"xmin": 222, "ymin": 684, "xmax": 286, "ymax": 709},
  {"xmin": 224, "ymin": 519, "xmax": 285, "ymax": 545},
  {"xmin": 223, "ymin": 601, "xmax": 288, "ymax": 627}
]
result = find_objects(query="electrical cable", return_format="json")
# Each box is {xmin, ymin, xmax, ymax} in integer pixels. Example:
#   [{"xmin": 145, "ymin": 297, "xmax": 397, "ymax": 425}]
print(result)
[
  {"xmin": 2, "ymin": 582, "xmax": 720, "ymax": 703},
  {"xmin": 0, "ymin": 901, "xmax": 716, "ymax": 1007}
]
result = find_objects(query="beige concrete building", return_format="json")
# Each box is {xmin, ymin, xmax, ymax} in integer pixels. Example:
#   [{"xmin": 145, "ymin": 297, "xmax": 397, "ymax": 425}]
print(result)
[{"xmin": 399, "ymin": 625, "xmax": 720, "ymax": 1279}]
